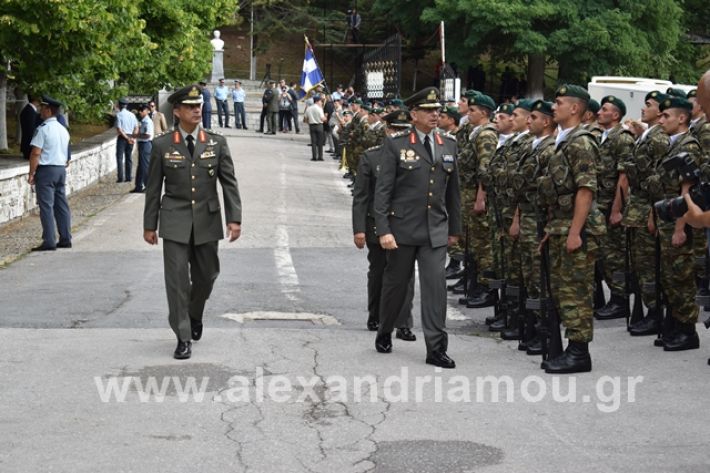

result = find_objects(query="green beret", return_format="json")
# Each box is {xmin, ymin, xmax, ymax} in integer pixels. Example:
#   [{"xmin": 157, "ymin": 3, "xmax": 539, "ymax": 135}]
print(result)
[
  {"xmin": 555, "ymin": 84, "xmax": 590, "ymax": 102},
  {"xmin": 405, "ymin": 86, "xmax": 442, "ymax": 109},
  {"xmin": 587, "ymin": 99, "xmax": 600, "ymax": 114},
  {"xmin": 531, "ymin": 100, "xmax": 554, "ymax": 116},
  {"xmin": 168, "ymin": 84, "xmax": 204, "ymax": 105},
  {"xmin": 601, "ymin": 95, "xmax": 627, "ymax": 118},
  {"xmin": 383, "ymin": 110, "xmax": 411, "ymax": 127},
  {"xmin": 390, "ymin": 98, "xmax": 405, "ymax": 107},
  {"xmin": 514, "ymin": 99, "xmax": 534, "ymax": 112},
  {"xmin": 497, "ymin": 103, "xmax": 515, "ymax": 115},
  {"xmin": 464, "ymin": 89, "xmax": 481, "ymax": 99},
  {"xmin": 666, "ymin": 87, "xmax": 686, "ymax": 98},
  {"xmin": 441, "ymin": 105, "xmax": 461, "ymax": 123},
  {"xmin": 342, "ymin": 110, "xmax": 353, "ymax": 116},
  {"xmin": 469, "ymin": 94, "xmax": 496, "ymax": 111},
  {"xmin": 371, "ymin": 106, "xmax": 385, "ymax": 115},
  {"xmin": 645, "ymin": 90, "xmax": 666, "ymax": 104},
  {"xmin": 687, "ymin": 89, "xmax": 697, "ymax": 99},
  {"xmin": 351, "ymin": 98, "xmax": 364, "ymax": 106},
  {"xmin": 659, "ymin": 96, "xmax": 692, "ymax": 113}
]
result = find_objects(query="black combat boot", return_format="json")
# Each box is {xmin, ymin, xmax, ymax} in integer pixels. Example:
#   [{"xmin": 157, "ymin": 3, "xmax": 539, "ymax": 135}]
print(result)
[
  {"xmin": 525, "ymin": 336, "xmax": 543, "ymax": 355},
  {"xmin": 449, "ymin": 277, "xmax": 466, "ymax": 294},
  {"xmin": 500, "ymin": 306, "xmax": 521, "ymax": 340},
  {"xmin": 542, "ymin": 341, "xmax": 592, "ymax": 374},
  {"xmin": 458, "ymin": 276, "xmax": 481, "ymax": 305},
  {"xmin": 628, "ymin": 307, "xmax": 660, "ymax": 336},
  {"xmin": 488, "ymin": 306, "xmax": 507, "ymax": 332},
  {"xmin": 663, "ymin": 321, "xmax": 700, "ymax": 351},
  {"xmin": 467, "ymin": 288, "xmax": 498, "ymax": 308},
  {"xmin": 594, "ymin": 293, "xmax": 630, "ymax": 320},
  {"xmin": 445, "ymin": 258, "xmax": 463, "ymax": 279},
  {"xmin": 654, "ymin": 308, "xmax": 675, "ymax": 347}
]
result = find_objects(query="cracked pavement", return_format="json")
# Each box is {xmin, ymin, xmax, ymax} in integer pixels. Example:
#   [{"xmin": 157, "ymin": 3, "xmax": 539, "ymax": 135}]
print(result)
[{"xmin": 1, "ymin": 130, "xmax": 709, "ymax": 473}]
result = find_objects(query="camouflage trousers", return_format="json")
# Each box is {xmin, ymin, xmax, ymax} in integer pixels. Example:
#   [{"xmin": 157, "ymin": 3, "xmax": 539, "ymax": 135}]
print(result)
[
  {"xmin": 659, "ymin": 223, "xmax": 699, "ymax": 324},
  {"xmin": 462, "ymin": 190, "xmax": 493, "ymax": 284},
  {"xmin": 493, "ymin": 211, "xmax": 521, "ymax": 288},
  {"xmin": 693, "ymin": 228, "xmax": 708, "ymax": 283},
  {"xmin": 519, "ymin": 212, "xmax": 541, "ymax": 302},
  {"xmin": 600, "ymin": 222, "xmax": 625, "ymax": 294},
  {"xmin": 548, "ymin": 234, "xmax": 599, "ymax": 343},
  {"xmin": 629, "ymin": 227, "xmax": 657, "ymax": 310}
]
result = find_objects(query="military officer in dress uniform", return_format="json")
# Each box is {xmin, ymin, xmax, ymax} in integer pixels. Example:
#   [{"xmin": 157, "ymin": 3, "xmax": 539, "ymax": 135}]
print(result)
[
  {"xmin": 143, "ymin": 84, "xmax": 242, "ymax": 360},
  {"xmin": 374, "ymin": 87, "xmax": 462, "ymax": 368},
  {"xmin": 352, "ymin": 110, "xmax": 416, "ymax": 340}
]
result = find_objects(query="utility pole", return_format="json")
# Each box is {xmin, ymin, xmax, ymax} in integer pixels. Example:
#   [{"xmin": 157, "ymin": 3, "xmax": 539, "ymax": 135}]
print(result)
[{"xmin": 249, "ymin": 2, "xmax": 256, "ymax": 81}]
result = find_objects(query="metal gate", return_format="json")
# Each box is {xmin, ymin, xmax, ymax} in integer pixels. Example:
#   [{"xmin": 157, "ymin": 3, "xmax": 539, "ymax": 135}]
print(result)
[{"xmin": 358, "ymin": 34, "xmax": 401, "ymax": 101}]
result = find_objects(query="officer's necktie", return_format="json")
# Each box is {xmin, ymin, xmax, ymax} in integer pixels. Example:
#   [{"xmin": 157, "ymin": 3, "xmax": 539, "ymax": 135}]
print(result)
[
  {"xmin": 424, "ymin": 135, "xmax": 433, "ymax": 160},
  {"xmin": 186, "ymin": 135, "xmax": 195, "ymax": 156}
]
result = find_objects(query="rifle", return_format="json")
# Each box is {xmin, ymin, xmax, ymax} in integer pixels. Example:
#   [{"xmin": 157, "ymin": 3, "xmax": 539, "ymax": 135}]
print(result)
[
  {"xmin": 593, "ymin": 261, "xmax": 606, "ymax": 310},
  {"xmin": 628, "ymin": 228, "xmax": 645, "ymax": 327},
  {"xmin": 539, "ymin": 232, "xmax": 563, "ymax": 360},
  {"xmin": 650, "ymin": 209, "xmax": 667, "ymax": 347},
  {"xmin": 462, "ymin": 224, "xmax": 470, "ymax": 299},
  {"xmin": 485, "ymin": 188, "xmax": 507, "ymax": 327}
]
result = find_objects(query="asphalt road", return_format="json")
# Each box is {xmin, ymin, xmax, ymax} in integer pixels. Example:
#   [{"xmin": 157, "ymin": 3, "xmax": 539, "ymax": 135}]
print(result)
[{"xmin": 0, "ymin": 129, "xmax": 708, "ymax": 473}]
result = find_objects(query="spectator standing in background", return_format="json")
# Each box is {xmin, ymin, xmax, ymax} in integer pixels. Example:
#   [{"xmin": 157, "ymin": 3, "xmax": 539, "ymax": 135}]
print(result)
[{"xmin": 232, "ymin": 80, "xmax": 247, "ymax": 129}]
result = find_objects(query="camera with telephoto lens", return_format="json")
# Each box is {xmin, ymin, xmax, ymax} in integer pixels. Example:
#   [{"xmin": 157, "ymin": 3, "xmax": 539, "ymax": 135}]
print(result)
[{"xmin": 653, "ymin": 152, "xmax": 710, "ymax": 222}]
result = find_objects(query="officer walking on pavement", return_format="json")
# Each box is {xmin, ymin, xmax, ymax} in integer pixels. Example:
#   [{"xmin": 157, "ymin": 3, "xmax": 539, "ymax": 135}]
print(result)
[
  {"xmin": 143, "ymin": 84, "xmax": 242, "ymax": 360},
  {"xmin": 28, "ymin": 95, "xmax": 72, "ymax": 251},
  {"xmin": 374, "ymin": 87, "xmax": 462, "ymax": 368}
]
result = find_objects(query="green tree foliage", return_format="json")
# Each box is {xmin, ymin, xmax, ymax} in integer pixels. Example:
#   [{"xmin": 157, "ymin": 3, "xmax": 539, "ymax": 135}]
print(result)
[
  {"xmin": 422, "ymin": 0, "xmax": 685, "ymax": 85},
  {"xmin": 0, "ymin": 0, "xmax": 239, "ymax": 149}
]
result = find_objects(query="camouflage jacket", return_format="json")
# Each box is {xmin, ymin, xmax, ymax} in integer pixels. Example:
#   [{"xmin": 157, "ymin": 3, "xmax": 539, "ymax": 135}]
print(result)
[
  {"xmin": 361, "ymin": 121, "xmax": 387, "ymax": 151},
  {"xmin": 459, "ymin": 123, "xmax": 497, "ymax": 191},
  {"xmin": 489, "ymin": 131, "xmax": 533, "ymax": 214},
  {"xmin": 621, "ymin": 124, "xmax": 669, "ymax": 227},
  {"xmin": 538, "ymin": 125, "xmax": 606, "ymax": 236},
  {"xmin": 512, "ymin": 134, "xmax": 556, "ymax": 215},
  {"xmin": 690, "ymin": 116, "xmax": 710, "ymax": 180},
  {"xmin": 597, "ymin": 124, "xmax": 634, "ymax": 209},
  {"xmin": 646, "ymin": 131, "xmax": 702, "ymax": 200},
  {"xmin": 584, "ymin": 123, "xmax": 604, "ymax": 143},
  {"xmin": 348, "ymin": 115, "xmax": 369, "ymax": 160}
]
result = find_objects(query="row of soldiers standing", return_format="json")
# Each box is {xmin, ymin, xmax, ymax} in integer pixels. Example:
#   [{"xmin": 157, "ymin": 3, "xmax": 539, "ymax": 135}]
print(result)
[{"xmin": 448, "ymin": 84, "xmax": 709, "ymax": 373}]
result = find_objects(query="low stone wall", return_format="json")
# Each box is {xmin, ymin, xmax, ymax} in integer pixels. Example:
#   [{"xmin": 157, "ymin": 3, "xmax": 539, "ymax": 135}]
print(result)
[{"xmin": 0, "ymin": 129, "xmax": 117, "ymax": 225}]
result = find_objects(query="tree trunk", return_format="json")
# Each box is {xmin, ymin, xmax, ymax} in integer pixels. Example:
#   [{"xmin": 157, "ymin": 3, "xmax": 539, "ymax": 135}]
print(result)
[
  {"xmin": 0, "ymin": 72, "xmax": 7, "ymax": 151},
  {"xmin": 527, "ymin": 53, "xmax": 545, "ymax": 99}
]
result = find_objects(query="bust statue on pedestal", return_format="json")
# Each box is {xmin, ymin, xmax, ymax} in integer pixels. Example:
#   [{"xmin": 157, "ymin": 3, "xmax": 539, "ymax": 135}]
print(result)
[{"xmin": 210, "ymin": 30, "xmax": 225, "ymax": 82}]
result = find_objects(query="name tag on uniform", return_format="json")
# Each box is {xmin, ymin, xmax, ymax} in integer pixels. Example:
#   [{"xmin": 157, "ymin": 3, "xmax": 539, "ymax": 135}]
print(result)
[
  {"xmin": 165, "ymin": 152, "xmax": 184, "ymax": 161},
  {"xmin": 443, "ymin": 154, "xmax": 454, "ymax": 163}
]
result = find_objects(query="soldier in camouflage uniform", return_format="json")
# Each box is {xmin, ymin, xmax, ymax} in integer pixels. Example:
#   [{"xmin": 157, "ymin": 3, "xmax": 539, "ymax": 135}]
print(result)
[
  {"xmin": 645, "ymin": 96, "xmax": 702, "ymax": 351},
  {"xmin": 488, "ymin": 101, "xmax": 534, "ymax": 337},
  {"xmin": 687, "ymin": 88, "xmax": 710, "ymax": 298},
  {"xmin": 511, "ymin": 100, "xmax": 557, "ymax": 354},
  {"xmin": 346, "ymin": 103, "xmax": 370, "ymax": 176},
  {"xmin": 361, "ymin": 105, "xmax": 387, "ymax": 151},
  {"xmin": 593, "ymin": 96, "xmax": 636, "ymax": 320},
  {"xmin": 538, "ymin": 85, "xmax": 606, "ymax": 374},
  {"xmin": 461, "ymin": 94, "xmax": 499, "ymax": 309},
  {"xmin": 623, "ymin": 91, "xmax": 670, "ymax": 336},
  {"xmin": 583, "ymin": 99, "xmax": 604, "ymax": 141}
]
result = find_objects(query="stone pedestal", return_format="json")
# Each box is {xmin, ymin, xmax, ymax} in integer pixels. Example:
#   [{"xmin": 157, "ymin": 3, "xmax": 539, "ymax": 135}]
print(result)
[{"xmin": 211, "ymin": 51, "xmax": 224, "ymax": 83}]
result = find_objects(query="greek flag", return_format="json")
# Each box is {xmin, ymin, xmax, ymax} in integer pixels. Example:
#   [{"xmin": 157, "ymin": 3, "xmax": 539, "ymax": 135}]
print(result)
[{"xmin": 300, "ymin": 41, "xmax": 324, "ymax": 98}]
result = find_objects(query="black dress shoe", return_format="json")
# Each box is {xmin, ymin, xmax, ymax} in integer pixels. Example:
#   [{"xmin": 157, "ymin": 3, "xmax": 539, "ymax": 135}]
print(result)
[
  {"xmin": 31, "ymin": 244, "xmax": 56, "ymax": 252},
  {"xmin": 174, "ymin": 340, "xmax": 192, "ymax": 360},
  {"xmin": 396, "ymin": 328, "xmax": 416, "ymax": 341},
  {"xmin": 426, "ymin": 351, "xmax": 456, "ymax": 369},
  {"xmin": 375, "ymin": 333, "xmax": 392, "ymax": 353},
  {"xmin": 500, "ymin": 327, "xmax": 521, "ymax": 340},
  {"xmin": 663, "ymin": 322, "xmax": 700, "ymax": 351},
  {"xmin": 57, "ymin": 241, "xmax": 72, "ymax": 248},
  {"xmin": 130, "ymin": 188, "xmax": 145, "ymax": 193},
  {"xmin": 367, "ymin": 319, "xmax": 379, "ymax": 331},
  {"xmin": 488, "ymin": 317, "xmax": 507, "ymax": 332},
  {"xmin": 190, "ymin": 319, "xmax": 203, "ymax": 341},
  {"xmin": 543, "ymin": 341, "xmax": 591, "ymax": 374},
  {"xmin": 466, "ymin": 290, "xmax": 497, "ymax": 308}
]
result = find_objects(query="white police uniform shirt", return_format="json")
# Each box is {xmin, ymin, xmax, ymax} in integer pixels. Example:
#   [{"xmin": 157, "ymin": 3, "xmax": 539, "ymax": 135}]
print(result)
[
  {"xmin": 116, "ymin": 108, "xmax": 138, "ymax": 135},
  {"xmin": 30, "ymin": 117, "xmax": 69, "ymax": 166},
  {"xmin": 138, "ymin": 115, "xmax": 154, "ymax": 143}
]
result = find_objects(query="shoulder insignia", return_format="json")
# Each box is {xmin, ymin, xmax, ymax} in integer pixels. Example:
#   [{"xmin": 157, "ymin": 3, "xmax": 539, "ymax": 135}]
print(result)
[
  {"xmin": 390, "ymin": 130, "xmax": 409, "ymax": 139},
  {"xmin": 366, "ymin": 145, "xmax": 382, "ymax": 152}
]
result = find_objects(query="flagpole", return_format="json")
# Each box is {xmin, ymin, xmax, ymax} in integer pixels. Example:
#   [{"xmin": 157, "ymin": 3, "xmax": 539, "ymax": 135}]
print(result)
[{"xmin": 304, "ymin": 35, "xmax": 330, "ymax": 94}]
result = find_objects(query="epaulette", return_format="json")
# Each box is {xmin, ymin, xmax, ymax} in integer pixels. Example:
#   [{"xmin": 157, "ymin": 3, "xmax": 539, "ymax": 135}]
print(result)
[
  {"xmin": 205, "ymin": 129, "xmax": 223, "ymax": 136},
  {"xmin": 440, "ymin": 131, "xmax": 456, "ymax": 141},
  {"xmin": 366, "ymin": 145, "xmax": 382, "ymax": 152},
  {"xmin": 390, "ymin": 130, "xmax": 409, "ymax": 139}
]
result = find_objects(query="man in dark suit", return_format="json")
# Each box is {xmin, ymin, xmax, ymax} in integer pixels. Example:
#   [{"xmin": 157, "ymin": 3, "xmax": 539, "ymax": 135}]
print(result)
[
  {"xmin": 352, "ymin": 110, "xmax": 416, "ymax": 339},
  {"xmin": 374, "ymin": 87, "xmax": 462, "ymax": 368},
  {"xmin": 143, "ymin": 84, "xmax": 242, "ymax": 360},
  {"xmin": 20, "ymin": 95, "xmax": 42, "ymax": 160},
  {"xmin": 199, "ymin": 81, "xmax": 212, "ymax": 129}
]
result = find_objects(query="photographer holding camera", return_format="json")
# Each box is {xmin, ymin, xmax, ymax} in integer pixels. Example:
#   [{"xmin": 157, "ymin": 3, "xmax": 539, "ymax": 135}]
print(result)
[{"xmin": 646, "ymin": 96, "xmax": 702, "ymax": 351}]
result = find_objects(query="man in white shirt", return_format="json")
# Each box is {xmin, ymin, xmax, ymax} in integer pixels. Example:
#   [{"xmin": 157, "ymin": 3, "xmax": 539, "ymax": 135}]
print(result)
[{"xmin": 305, "ymin": 95, "xmax": 326, "ymax": 161}]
